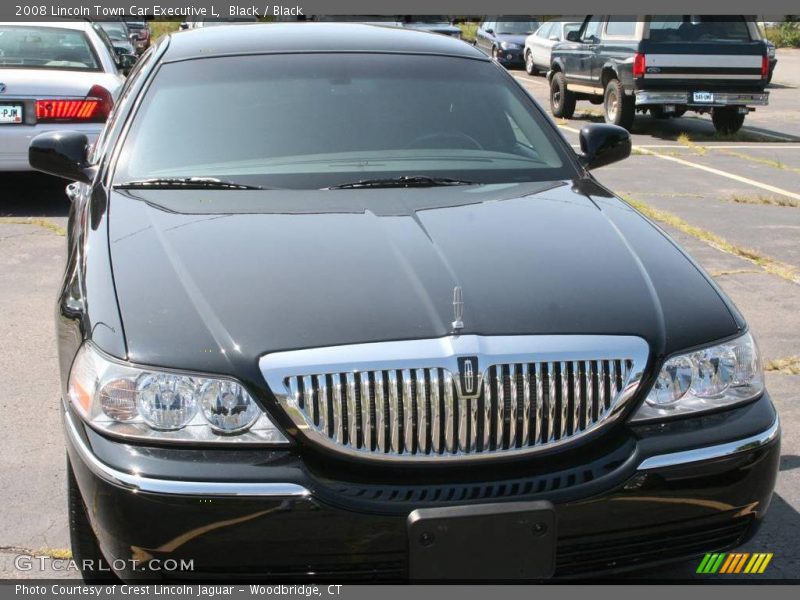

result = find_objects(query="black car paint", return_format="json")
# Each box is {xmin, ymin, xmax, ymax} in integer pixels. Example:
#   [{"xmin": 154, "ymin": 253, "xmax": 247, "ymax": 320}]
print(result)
[{"xmin": 45, "ymin": 24, "xmax": 775, "ymax": 580}]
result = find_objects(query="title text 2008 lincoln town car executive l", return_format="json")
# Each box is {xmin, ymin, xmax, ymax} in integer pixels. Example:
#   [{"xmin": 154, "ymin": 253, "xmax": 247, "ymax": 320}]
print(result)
[{"xmin": 30, "ymin": 24, "xmax": 779, "ymax": 581}]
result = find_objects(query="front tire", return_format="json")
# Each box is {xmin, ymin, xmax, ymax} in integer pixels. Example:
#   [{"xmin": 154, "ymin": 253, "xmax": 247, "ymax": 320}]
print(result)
[
  {"xmin": 68, "ymin": 459, "xmax": 119, "ymax": 583},
  {"xmin": 550, "ymin": 72, "xmax": 576, "ymax": 118},
  {"xmin": 524, "ymin": 50, "xmax": 538, "ymax": 75},
  {"xmin": 603, "ymin": 79, "xmax": 635, "ymax": 130},
  {"xmin": 712, "ymin": 107, "xmax": 746, "ymax": 135}
]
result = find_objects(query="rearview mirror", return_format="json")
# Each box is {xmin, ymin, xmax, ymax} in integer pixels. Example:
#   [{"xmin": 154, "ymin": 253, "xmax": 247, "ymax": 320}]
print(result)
[
  {"xmin": 566, "ymin": 30, "xmax": 580, "ymax": 42},
  {"xmin": 578, "ymin": 124, "xmax": 631, "ymax": 170},
  {"xmin": 29, "ymin": 131, "xmax": 96, "ymax": 184}
]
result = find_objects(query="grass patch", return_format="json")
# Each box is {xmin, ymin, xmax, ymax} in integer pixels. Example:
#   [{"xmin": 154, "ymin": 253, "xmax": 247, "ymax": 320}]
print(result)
[
  {"xmin": 719, "ymin": 150, "xmax": 800, "ymax": 174},
  {"xmin": 730, "ymin": 194, "xmax": 800, "ymax": 208},
  {"xmin": 150, "ymin": 20, "xmax": 182, "ymax": 40},
  {"xmin": 709, "ymin": 268, "xmax": 762, "ymax": 277},
  {"xmin": 458, "ymin": 22, "xmax": 478, "ymax": 42},
  {"xmin": 677, "ymin": 130, "xmax": 777, "ymax": 145},
  {"xmin": 621, "ymin": 195, "xmax": 800, "ymax": 284},
  {"xmin": 676, "ymin": 133, "xmax": 708, "ymax": 155},
  {"xmin": 764, "ymin": 356, "xmax": 800, "ymax": 375},
  {"xmin": 0, "ymin": 217, "xmax": 65, "ymax": 236},
  {"xmin": 764, "ymin": 23, "xmax": 800, "ymax": 48}
]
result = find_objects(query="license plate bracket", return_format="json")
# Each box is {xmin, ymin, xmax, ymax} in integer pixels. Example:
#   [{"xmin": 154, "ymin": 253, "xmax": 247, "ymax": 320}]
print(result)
[
  {"xmin": 407, "ymin": 500, "xmax": 556, "ymax": 580},
  {"xmin": 693, "ymin": 91, "xmax": 715, "ymax": 103},
  {"xmin": 0, "ymin": 103, "xmax": 23, "ymax": 124}
]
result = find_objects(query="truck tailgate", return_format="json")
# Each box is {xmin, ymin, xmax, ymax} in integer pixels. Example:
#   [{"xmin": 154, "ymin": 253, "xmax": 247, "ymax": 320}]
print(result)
[{"xmin": 639, "ymin": 41, "xmax": 767, "ymax": 90}]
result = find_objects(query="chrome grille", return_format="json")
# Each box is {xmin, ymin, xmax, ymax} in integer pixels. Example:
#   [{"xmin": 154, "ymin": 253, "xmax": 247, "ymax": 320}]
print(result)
[{"xmin": 260, "ymin": 335, "xmax": 648, "ymax": 462}]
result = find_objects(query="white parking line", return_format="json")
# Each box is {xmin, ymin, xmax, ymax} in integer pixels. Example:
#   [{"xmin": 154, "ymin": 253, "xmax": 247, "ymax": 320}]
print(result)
[
  {"xmin": 635, "ymin": 147, "xmax": 800, "ymax": 202},
  {"xmin": 557, "ymin": 123, "xmax": 800, "ymax": 201},
  {"xmin": 512, "ymin": 74, "xmax": 547, "ymax": 87}
]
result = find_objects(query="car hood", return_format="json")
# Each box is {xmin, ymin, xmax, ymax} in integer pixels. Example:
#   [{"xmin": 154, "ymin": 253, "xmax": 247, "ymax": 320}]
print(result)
[
  {"xmin": 108, "ymin": 180, "xmax": 741, "ymax": 380},
  {"xmin": 0, "ymin": 68, "xmax": 121, "ymax": 97}
]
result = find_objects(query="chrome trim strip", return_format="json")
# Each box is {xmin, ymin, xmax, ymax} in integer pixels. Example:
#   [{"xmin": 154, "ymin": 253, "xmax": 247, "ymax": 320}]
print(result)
[
  {"xmin": 64, "ymin": 409, "xmax": 310, "ymax": 498},
  {"xmin": 261, "ymin": 335, "xmax": 649, "ymax": 463},
  {"xmin": 637, "ymin": 418, "xmax": 780, "ymax": 471}
]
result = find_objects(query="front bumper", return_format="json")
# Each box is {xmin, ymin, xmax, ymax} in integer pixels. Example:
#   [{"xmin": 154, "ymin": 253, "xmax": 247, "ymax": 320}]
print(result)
[
  {"xmin": 495, "ymin": 48, "xmax": 524, "ymax": 66},
  {"xmin": 66, "ymin": 395, "xmax": 780, "ymax": 581},
  {"xmin": 635, "ymin": 90, "xmax": 770, "ymax": 108}
]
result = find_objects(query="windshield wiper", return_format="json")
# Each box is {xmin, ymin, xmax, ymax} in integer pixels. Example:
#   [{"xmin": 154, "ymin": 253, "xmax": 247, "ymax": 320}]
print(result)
[
  {"xmin": 114, "ymin": 177, "xmax": 264, "ymax": 190},
  {"xmin": 326, "ymin": 176, "xmax": 475, "ymax": 190}
]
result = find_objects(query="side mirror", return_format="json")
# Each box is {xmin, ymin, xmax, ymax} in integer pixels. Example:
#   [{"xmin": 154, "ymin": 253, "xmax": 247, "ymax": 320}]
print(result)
[
  {"xmin": 566, "ymin": 30, "xmax": 581, "ymax": 42},
  {"xmin": 29, "ymin": 131, "xmax": 95, "ymax": 184},
  {"xmin": 117, "ymin": 52, "xmax": 137, "ymax": 74},
  {"xmin": 485, "ymin": 28, "xmax": 494, "ymax": 35},
  {"xmin": 578, "ymin": 124, "xmax": 631, "ymax": 170},
  {"xmin": 179, "ymin": 22, "xmax": 189, "ymax": 30},
  {"xmin": 129, "ymin": 32, "xmax": 139, "ymax": 44},
  {"xmin": 549, "ymin": 34, "xmax": 560, "ymax": 41}
]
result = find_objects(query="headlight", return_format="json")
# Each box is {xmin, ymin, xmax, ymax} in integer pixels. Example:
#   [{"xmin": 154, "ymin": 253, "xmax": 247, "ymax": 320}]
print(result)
[
  {"xmin": 68, "ymin": 343, "xmax": 288, "ymax": 444},
  {"xmin": 500, "ymin": 41, "xmax": 521, "ymax": 50},
  {"xmin": 631, "ymin": 332, "xmax": 763, "ymax": 421}
]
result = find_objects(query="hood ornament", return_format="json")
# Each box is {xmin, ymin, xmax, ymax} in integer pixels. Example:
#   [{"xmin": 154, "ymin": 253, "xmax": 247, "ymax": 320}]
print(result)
[{"xmin": 451, "ymin": 286, "xmax": 464, "ymax": 332}]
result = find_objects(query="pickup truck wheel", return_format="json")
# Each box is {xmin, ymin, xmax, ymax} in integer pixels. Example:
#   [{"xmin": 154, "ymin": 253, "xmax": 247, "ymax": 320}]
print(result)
[
  {"xmin": 712, "ymin": 107, "xmax": 745, "ymax": 135},
  {"xmin": 550, "ymin": 72, "xmax": 576, "ymax": 118},
  {"xmin": 68, "ymin": 458, "xmax": 120, "ymax": 583},
  {"xmin": 603, "ymin": 79, "xmax": 635, "ymax": 130},
  {"xmin": 525, "ymin": 50, "xmax": 538, "ymax": 75}
]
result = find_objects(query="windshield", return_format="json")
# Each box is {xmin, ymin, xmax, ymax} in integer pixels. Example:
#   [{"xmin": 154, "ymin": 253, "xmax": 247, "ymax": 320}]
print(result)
[
  {"xmin": 100, "ymin": 23, "xmax": 128, "ymax": 41},
  {"xmin": 0, "ymin": 26, "xmax": 100, "ymax": 71},
  {"xmin": 115, "ymin": 54, "xmax": 571, "ymax": 189},
  {"xmin": 648, "ymin": 16, "xmax": 752, "ymax": 43},
  {"xmin": 496, "ymin": 21, "xmax": 540, "ymax": 35}
]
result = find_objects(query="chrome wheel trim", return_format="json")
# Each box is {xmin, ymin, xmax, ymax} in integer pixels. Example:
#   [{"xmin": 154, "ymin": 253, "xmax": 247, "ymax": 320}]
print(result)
[{"xmin": 606, "ymin": 88, "xmax": 619, "ymax": 122}]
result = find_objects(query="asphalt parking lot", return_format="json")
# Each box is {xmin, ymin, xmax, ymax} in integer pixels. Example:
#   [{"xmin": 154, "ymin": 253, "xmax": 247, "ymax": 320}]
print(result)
[{"xmin": 1, "ymin": 49, "xmax": 799, "ymax": 581}]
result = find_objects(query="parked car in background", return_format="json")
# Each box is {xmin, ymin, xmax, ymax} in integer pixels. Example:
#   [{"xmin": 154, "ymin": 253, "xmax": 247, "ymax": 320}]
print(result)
[
  {"xmin": 524, "ymin": 20, "xmax": 581, "ymax": 75},
  {"xmin": 97, "ymin": 21, "xmax": 136, "ymax": 58},
  {"xmin": 401, "ymin": 16, "xmax": 462, "ymax": 38},
  {"xmin": 549, "ymin": 16, "xmax": 770, "ymax": 133},
  {"xmin": 475, "ymin": 18, "xmax": 540, "ymax": 67},
  {"xmin": 0, "ymin": 21, "xmax": 125, "ymax": 171},
  {"xmin": 123, "ymin": 20, "xmax": 150, "ymax": 54}
]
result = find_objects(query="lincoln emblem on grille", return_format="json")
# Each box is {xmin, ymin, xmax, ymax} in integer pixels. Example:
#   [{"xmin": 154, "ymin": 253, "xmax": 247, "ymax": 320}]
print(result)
[
  {"xmin": 452, "ymin": 286, "xmax": 464, "ymax": 332},
  {"xmin": 457, "ymin": 356, "xmax": 480, "ymax": 398}
]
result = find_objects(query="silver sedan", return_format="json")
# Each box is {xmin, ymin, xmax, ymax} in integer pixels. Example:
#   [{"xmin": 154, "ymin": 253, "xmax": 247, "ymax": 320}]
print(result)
[{"xmin": 0, "ymin": 21, "xmax": 126, "ymax": 171}]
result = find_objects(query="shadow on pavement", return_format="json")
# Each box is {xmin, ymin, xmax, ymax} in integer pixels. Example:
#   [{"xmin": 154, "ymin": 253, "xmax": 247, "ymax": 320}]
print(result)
[{"xmin": 0, "ymin": 172, "xmax": 70, "ymax": 219}]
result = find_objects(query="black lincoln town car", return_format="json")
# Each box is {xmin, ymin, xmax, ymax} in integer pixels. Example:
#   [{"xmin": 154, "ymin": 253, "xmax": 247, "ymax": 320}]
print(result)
[{"xmin": 30, "ymin": 23, "xmax": 779, "ymax": 581}]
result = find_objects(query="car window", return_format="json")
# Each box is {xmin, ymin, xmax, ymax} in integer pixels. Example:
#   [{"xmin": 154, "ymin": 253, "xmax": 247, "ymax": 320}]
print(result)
[
  {"xmin": 483, "ymin": 21, "xmax": 494, "ymax": 32},
  {"xmin": 495, "ymin": 21, "xmax": 539, "ymax": 35},
  {"xmin": 537, "ymin": 23, "xmax": 553, "ymax": 38},
  {"xmin": 100, "ymin": 22, "xmax": 129, "ymax": 42},
  {"xmin": 563, "ymin": 23, "xmax": 581, "ymax": 40},
  {"xmin": 116, "ymin": 54, "xmax": 571, "ymax": 189},
  {"xmin": 581, "ymin": 16, "xmax": 603, "ymax": 42},
  {"xmin": 0, "ymin": 25, "xmax": 101, "ymax": 71},
  {"xmin": 648, "ymin": 16, "xmax": 752, "ymax": 43},
  {"xmin": 605, "ymin": 17, "xmax": 637, "ymax": 38}
]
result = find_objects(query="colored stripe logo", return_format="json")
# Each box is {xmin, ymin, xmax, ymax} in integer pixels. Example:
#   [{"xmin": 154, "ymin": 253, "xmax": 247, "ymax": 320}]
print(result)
[{"xmin": 697, "ymin": 552, "xmax": 773, "ymax": 574}]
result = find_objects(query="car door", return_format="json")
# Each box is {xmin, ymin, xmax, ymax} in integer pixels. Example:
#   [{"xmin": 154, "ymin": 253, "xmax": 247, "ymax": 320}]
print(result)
[
  {"xmin": 565, "ymin": 15, "xmax": 603, "ymax": 87},
  {"xmin": 476, "ymin": 20, "xmax": 493, "ymax": 53},
  {"xmin": 531, "ymin": 22, "xmax": 553, "ymax": 67}
]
